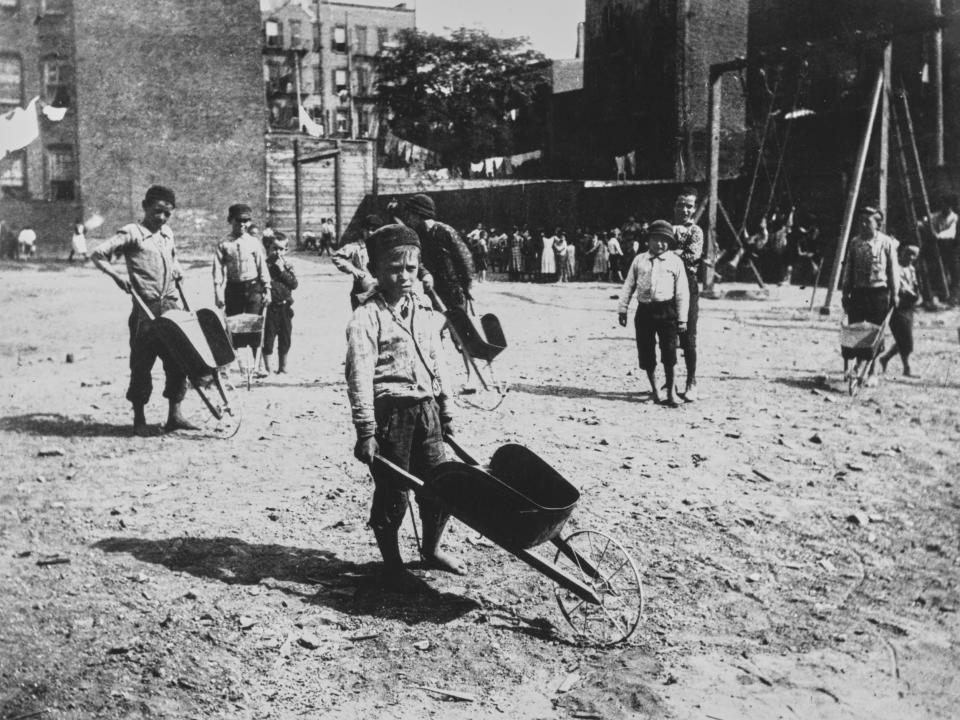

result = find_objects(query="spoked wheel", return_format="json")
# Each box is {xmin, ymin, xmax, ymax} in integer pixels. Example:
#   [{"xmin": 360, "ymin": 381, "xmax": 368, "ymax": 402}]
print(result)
[
  {"xmin": 552, "ymin": 530, "xmax": 644, "ymax": 646},
  {"xmin": 189, "ymin": 373, "xmax": 242, "ymax": 439},
  {"xmin": 456, "ymin": 364, "xmax": 508, "ymax": 411}
]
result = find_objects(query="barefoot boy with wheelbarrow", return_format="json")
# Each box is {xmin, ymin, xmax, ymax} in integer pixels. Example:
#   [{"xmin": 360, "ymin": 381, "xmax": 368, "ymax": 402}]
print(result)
[
  {"xmin": 345, "ymin": 223, "xmax": 463, "ymax": 583},
  {"xmin": 91, "ymin": 185, "xmax": 196, "ymax": 436}
]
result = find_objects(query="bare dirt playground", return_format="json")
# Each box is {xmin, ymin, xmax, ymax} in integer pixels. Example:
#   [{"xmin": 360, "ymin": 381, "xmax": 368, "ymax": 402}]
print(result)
[{"xmin": 1, "ymin": 255, "xmax": 959, "ymax": 719}]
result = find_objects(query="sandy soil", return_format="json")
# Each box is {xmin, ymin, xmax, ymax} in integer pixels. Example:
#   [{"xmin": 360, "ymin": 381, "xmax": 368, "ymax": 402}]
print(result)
[{"xmin": 1, "ymin": 254, "xmax": 959, "ymax": 720}]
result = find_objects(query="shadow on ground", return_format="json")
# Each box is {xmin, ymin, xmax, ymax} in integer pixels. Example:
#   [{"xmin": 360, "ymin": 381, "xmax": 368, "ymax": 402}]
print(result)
[
  {"xmin": 94, "ymin": 535, "xmax": 479, "ymax": 625},
  {"xmin": 0, "ymin": 412, "xmax": 137, "ymax": 437},
  {"xmin": 510, "ymin": 382, "xmax": 651, "ymax": 403}
]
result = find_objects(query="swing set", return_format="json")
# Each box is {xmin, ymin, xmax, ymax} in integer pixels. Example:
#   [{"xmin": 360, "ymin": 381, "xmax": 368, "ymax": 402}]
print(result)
[{"xmin": 703, "ymin": 15, "xmax": 952, "ymax": 309}]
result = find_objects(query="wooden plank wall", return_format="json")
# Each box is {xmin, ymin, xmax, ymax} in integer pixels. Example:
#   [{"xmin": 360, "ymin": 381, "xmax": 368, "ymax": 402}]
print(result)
[{"xmin": 265, "ymin": 135, "xmax": 374, "ymax": 242}]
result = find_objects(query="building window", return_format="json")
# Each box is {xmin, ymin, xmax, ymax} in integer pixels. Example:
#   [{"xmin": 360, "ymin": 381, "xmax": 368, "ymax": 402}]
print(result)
[
  {"xmin": 333, "ymin": 68, "xmax": 348, "ymax": 96},
  {"xmin": 358, "ymin": 108, "xmax": 371, "ymax": 138},
  {"xmin": 264, "ymin": 19, "xmax": 281, "ymax": 48},
  {"xmin": 40, "ymin": 0, "xmax": 66, "ymax": 14},
  {"xmin": 289, "ymin": 19, "xmax": 302, "ymax": 48},
  {"xmin": 313, "ymin": 64, "xmax": 323, "ymax": 94},
  {"xmin": 46, "ymin": 145, "xmax": 76, "ymax": 200},
  {"xmin": 41, "ymin": 56, "xmax": 70, "ymax": 105},
  {"xmin": 1, "ymin": 151, "xmax": 26, "ymax": 196},
  {"xmin": 335, "ymin": 108, "xmax": 350, "ymax": 134},
  {"xmin": 0, "ymin": 0, "xmax": 20, "ymax": 10},
  {"xmin": 355, "ymin": 66, "xmax": 368, "ymax": 95},
  {"xmin": 333, "ymin": 25, "xmax": 347, "ymax": 53},
  {"xmin": 354, "ymin": 25, "xmax": 367, "ymax": 54},
  {"xmin": 0, "ymin": 55, "xmax": 22, "ymax": 111},
  {"xmin": 377, "ymin": 27, "xmax": 389, "ymax": 50}
]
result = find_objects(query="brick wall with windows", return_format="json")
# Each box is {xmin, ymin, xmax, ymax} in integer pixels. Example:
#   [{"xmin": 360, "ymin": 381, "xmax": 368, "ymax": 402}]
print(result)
[{"xmin": 73, "ymin": 0, "xmax": 266, "ymax": 252}]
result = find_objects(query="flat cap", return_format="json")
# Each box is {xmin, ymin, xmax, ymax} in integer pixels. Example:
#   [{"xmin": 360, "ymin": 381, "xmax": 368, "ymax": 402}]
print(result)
[{"xmin": 405, "ymin": 193, "xmax": 436, "ymax": 219}]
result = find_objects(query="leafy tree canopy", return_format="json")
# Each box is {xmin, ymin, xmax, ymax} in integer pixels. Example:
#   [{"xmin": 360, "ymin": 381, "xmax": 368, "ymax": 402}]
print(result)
[{"xmin": 376, "ymin": 28, "xmax": 549, "ymax": 172}]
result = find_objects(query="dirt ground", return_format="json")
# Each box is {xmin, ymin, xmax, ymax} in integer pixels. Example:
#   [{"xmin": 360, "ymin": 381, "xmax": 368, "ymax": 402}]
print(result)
[{"xmin": 1, "ymin": 253, "xmax": 959, "ymax": 720}]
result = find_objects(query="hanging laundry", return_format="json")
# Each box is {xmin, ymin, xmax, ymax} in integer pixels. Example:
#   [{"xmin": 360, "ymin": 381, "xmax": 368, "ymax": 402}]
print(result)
[
  {"xmin": 0, "ymin": 98, "xmax": 40, "ymax": 158},
  {"xmin": 298, "ymin": 105, "xmax": 324, "ymax": 138},
  {"xmin": 626, "ymin": 150, "xmax": 637, "ymax": 177},
  {"xmin": 614, "ymin": 155, "xmax": 626, "ymax": 180},
  {"xmin": 470, "ymin": 161, "xmax": 484, "ymax": 177}
]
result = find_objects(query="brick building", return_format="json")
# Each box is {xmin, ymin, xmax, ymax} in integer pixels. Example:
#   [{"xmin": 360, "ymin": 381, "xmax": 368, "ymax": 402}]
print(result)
[
  {"xmin": 0, "ymin": 0, "xmax": 266, "ymax": 256},
  {"xmin": 260, "ymin": 0, "xmax": 415, "ymax": 139},
  {"xmin": 580, "ymin": 0, "xmax": 748, "ymax": 181}
]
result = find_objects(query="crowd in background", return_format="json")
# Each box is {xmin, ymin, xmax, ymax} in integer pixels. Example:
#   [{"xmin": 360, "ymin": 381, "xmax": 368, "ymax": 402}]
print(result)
[{"xmin": 456, "ymin": 218, "xmax": 653, "ymax": 284}]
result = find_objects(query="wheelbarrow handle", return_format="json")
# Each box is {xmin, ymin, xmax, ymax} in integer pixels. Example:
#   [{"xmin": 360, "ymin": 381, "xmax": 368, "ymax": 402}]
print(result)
[
  {"xmin": 176, "ymin": 278, "xmax": 191, "ymax": 312},
  {"xmin": 371, "ymin": 454, "xmax": 426, "ymax": 493},
  {"xmin": 129, "ymin": 287, "xmax": 156, "ymax": 321},
  {"xmin": 426, "ymin": 289, "xmax": 446, "ymax": 313},
  {"xmin": 443, "ymin": 433, "xmax": 479, "ymax": 466}
]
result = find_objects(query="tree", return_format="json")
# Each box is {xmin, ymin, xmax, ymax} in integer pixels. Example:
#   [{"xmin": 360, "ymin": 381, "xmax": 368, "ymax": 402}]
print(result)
[{"xmin": 375, "ymin": 28, "xmax": 549, "ymax": 174}]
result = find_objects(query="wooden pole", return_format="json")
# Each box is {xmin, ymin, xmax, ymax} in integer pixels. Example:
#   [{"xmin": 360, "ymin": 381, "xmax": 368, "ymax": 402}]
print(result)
[
  {"xmin": 334, "ymin": 139, "xmax": 342, "ymax": 242},
  {"xmin": 293, "ymin": 139, "xmax": 302, "ymax": 249},
  {"xmin": 933, "ymin": 0, "xmax": 945, "ymax": 166},
  {"xmin": 879, "ymin": 43, "xmax": 891, "ymax": 222},
  {"xmin": 899, "ymin": 87, "xmax": 951, "ymax": 295},
  {"xmin": 890, "ymin": 91, "xmax": 936, "ymax": 302},
  {"xmin": 820, "ymin": 65, "xmax": 885, "ymax": 315},
  {"xmin": 704, "ymin": 66, "xmax": 722, "ymax": 293}
]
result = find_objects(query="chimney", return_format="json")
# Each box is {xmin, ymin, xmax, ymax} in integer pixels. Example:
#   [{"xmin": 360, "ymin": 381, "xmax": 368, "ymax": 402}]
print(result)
[{"xmin": 576, "ymin": 21, "xmax": 584, "ymax": 59}]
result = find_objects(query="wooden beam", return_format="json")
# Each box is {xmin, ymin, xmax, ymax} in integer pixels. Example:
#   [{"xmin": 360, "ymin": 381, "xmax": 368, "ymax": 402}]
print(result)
[
  {"xmin": 704, "ymin": 67, "xmax": 722, "ymax": 292},
  {"xmin": 879, "ymin": 43, "xmax": 891, "ymax": 223},
  {"xmin": 821, "ymin": 65, "xmax": 885, "ymax": 314}
]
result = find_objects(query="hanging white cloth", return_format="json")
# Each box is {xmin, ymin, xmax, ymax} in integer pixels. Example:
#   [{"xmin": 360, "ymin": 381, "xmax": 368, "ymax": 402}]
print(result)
[
  {"xmin": 298, "ymin": 105, "xmax": 324, "ymax": 137},
  {"xmin": 0, "ymin": 97, "xmax": 40, "ymax": 158}
]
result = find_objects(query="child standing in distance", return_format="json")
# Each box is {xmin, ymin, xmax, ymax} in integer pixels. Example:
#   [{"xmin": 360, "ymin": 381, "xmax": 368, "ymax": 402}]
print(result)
[
  {"xmin": 212, "ymin": 204, "xmax": 271, "ymax": 374},
  {"xmin": 618, "ymin": 220, "xmax": 690, "ymax": 406},
  {"xmin": 672, "ymin": 187, "xmax": 704, "ymax": 400},
  {"xmin": 880, "ymin": 244, "xmax": 921, "ymax": 377},
  {"xmin": 262, "ymin": 234, "xmax": 298, "ymax": 374},
  {"xmin": 345, "ymin": 224, "xmax": 462, "ymax": 584}
]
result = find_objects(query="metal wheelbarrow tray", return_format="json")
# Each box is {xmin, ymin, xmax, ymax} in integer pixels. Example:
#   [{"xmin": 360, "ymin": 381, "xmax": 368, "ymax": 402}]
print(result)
[{"xmin": 373, "ymin": 438, "xmax": 644, "ymax": 646}]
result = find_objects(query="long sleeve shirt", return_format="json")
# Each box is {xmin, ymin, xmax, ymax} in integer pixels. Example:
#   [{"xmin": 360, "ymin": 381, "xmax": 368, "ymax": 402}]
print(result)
[
  {"xmin": 213, "ymin": 233, "xmax": 270, "ymax": 296},
  {"xmin": 932, "ymin": 210, "xmax": 957, "ymax": 241},
  {"xmin": 345, "ymin": 291, "xmax": 452, "ymax": 439},
  {"xmin": 331, "ymin": 241, "xmax": 373, "ymax": 296},
  {"xmin": 267, "ymin": 259, "xmax": 298, "ymax": 304},
  {"xmin": 91, "ymin": 223, "xmax": 182, "ymax": 314},
  {"xmin": 617, "ymin": 250, "xmax": 690, "ymax": 322},
  {"xmin": 672, "ymin": 221, "xmax": 704, "ymax": 274},
  {"xmin": 842, "ymin": 232, "xmax": 900, "ymax": 296}
]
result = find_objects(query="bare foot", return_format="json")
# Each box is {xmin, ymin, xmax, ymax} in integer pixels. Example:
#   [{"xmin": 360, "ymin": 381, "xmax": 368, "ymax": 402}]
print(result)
[
  {"xmin": 164, "ymin": 416, "xmax": 199, "ymax": 432},
  {"xmin": 422, "ymin": 550, "xmax": 464, "ymax": 575}
]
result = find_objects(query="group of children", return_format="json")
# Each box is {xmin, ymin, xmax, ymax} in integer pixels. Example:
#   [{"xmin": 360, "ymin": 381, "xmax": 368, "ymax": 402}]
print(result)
[
  {"xmin": 90, "ymin": 189, "xmax": 298, "ymax": 434},
  {"xmin": 89, "ymin": 184, "xmax": 929, "ymax": 588}
]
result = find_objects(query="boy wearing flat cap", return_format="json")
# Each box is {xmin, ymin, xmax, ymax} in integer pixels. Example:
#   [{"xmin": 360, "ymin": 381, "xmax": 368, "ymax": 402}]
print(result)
[
  {"xmin": 213, "ymin": 203, "xmax": 271, "ymax": 374},
  {"xmin": 400, "ymin": 193, "xmax": 475, "ymax": 311},
  {"xmin": 91, "ymin": 185, "xmax": 195, "ymax": 435},
  {"xmin": 345, "ymin": 223, "xmax": 463, "ymax": 583},
  {"xmin": 841, "ymin": 205, "xmax": 899, "ymax": 385},
  {"xmin": 618, "ymin": 220, "xmax": 690, "ymax": 406}
]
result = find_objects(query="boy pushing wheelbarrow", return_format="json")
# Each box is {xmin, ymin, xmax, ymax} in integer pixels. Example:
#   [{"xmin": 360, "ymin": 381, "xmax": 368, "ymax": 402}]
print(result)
[{"xmin": 91, "ymin": 185, "xmax": 197, "ymax": 436}]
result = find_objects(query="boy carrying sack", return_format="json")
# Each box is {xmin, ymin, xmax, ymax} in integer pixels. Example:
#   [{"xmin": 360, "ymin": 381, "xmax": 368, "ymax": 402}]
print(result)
[{"xmin": 345, "ymin": 224, "xmax": 463, "ymax": 584}]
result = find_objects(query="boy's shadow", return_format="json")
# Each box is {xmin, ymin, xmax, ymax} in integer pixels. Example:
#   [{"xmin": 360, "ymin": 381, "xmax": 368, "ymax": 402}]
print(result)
[
  {"xmin": 0, "ymin": 413, "xmax": 136, "ymax": 437},
  {"xmin": 93, "ymin": 535, "xmax": 479, "ymax": 624}
]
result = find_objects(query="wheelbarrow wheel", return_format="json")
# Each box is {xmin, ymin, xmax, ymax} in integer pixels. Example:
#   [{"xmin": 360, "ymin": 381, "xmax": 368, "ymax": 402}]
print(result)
[
  {"xmin": 552, "ymin": 530, "xmax": 643, "ymax": 647},
  {"xmin": 188, "ymin": 372, "xmax": 243, "ymax": 439}
]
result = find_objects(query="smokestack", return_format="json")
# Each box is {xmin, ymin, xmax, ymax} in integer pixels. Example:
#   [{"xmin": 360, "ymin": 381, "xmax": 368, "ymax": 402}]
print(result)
[{"xmin": 576, "ymin": 21, "xmax": 584, "ymax": 59}]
